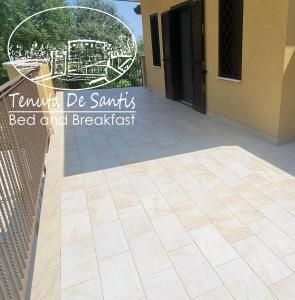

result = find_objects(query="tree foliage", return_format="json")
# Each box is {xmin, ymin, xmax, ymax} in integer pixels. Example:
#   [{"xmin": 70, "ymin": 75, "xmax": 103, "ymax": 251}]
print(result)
[{"xmin": 0, "ymin": 0, "xmax": 70, "ymax": 83}]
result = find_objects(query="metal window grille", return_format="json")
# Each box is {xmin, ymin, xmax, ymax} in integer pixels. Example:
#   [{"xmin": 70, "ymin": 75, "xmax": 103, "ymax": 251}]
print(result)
[
  {"xmin": 219, "ymin": 0, "xmax": 243, "ymax": 80},
  {"xmin": 150, "ymin": 14, "xmax": 161, "ymax": 67}
]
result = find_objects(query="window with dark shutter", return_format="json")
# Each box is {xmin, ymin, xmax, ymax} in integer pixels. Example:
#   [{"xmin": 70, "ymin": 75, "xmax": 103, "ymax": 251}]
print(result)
[
  {"xmin": 219, "ymin": 0, "xmax": 243, "ymax": 80},
  {"xmin": 150, "ymin": 14, "xmax": 161, "ymax": 67}
]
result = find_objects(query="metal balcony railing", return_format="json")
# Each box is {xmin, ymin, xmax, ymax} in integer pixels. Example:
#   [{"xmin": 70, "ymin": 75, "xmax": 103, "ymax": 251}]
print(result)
[
  {"xmin": 0, "ymin": 69, "xmax": 49, "ymax": 299},
  {"xmin": 103, "ymin": 56, "xmax": 147, "ymax": 88}
]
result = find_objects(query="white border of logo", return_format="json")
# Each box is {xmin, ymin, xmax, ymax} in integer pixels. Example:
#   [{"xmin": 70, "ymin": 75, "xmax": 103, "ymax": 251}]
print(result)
[{"xmin": 7, "ymin": 6, "xmax": 138, "ymax": 91}]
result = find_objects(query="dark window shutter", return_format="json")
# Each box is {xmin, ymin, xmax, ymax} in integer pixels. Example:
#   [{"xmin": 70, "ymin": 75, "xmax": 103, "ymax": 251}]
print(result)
[
  {"xmin": 219, "ymin": 0, "xmax": 243, "ymax": 80},
  {"xmin": 191, "ymin": 0, "xmax": 206, "ymax": 114},
  {"xmin": 161, "ymin": 12, "xmax": 173, "ymax": 99},
  {"xmin": 150, "ymin": 14, "xmax": 161, "ymax": 67}
]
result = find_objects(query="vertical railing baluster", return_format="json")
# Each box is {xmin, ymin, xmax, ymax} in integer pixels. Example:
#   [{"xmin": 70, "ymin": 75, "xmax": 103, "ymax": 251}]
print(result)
[{"xmin": 0, "ymin": 69, "xmax": 49, "ymax": 299}]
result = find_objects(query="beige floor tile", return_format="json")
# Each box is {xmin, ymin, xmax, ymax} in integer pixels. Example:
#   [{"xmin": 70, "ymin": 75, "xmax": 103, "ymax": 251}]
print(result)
[
  {"xmin": 102, "ymin": 162, "xmax": 123, "ymax": 174},
  {"xmin": 109, "ymin": 182, "xmax": 135, "ymax": 197},
  {"xmin": 190, "ymin": 150, "xmax": 211, "ymax": 161},
  {"xmin": 99, "ymin": 251, "xmax": 145, "ymax": 300},
  {"xmin": 259, "ymin": 204, "xmax": 295, "ymax": 237},
  {"xmin": 142, "ymin": 268, "xmax": 190, "ymax": 300},
  {"xmin": 159, "ymin": 157, "xmax": 186, "ymax": 174},
  {"xmin": 170, "ymin": 199, "xmax": 209, "ymax": 230},
  {"xmin": 157, "ymin": 181, "xmax": 189, "ymax": 204},
  {"xmin": 249, "ymin": 218, "xmax": 295, "ymax": 258},
  {"xmin": 34, "ymin": 87, "xmax": 295, "ymax": 300},
  {"xmin": 268, "ymin": 190, "xmax": 295, "ymax": 215},
  {"xmin": 173, "ymin": 173, "xmax": 203, "ymax": 192},
  {"xmin": 209, "ymin": 181, "xmax": 236, "ymax": 200},
  {"xmin": 234, "ymin": 236, "xmax": 292, "ymax": 285},
  {"xmin": 257, "ymin": 183, "xmax": 281, "ymax": 196},
  {"xmin": 130, "ymin": 231, "xmax": 171, "ymax": 277},
  {"xmin": 256, "ymin": 169, "xmax": 286, "ymax": 184},
  {"xmin": 142, "ymin": 160, "xmax": 162, "ymax": 171},
  {"xmin": 279, "ymin": 179, "xmax": 295, "ymax": 194},
  {"xmin": 222, "ymin": 195, "xmax": 263, "ymax": 224},
  {"xmin": 188, "ymin": 162, "xmax": 211, "ymax": 177},
  {"xmin": 208, "ymin": 208, "xmax": 252, "ymax": 243},
  {"xmin": 61, "ymin": 174, "xmax": 84, "ymax": 193},
  {"xmin": 124, "ymin": 163, "xmax": 146, "ymax": 179},
  {"xmin": 119, "ymin": 205, "xmax": 153, "ymax": 241},
  {"xmin": 105, "ymin": 169, "xmax": 129, "ymax": 185},
  {"xmin": 130, "ymin": 176, "xmax": 158, "ymax": 196},
  {"xmin": 194, "ymin": 286, "xmax": 233, "ymax": 300},
  {"xmin": 244, "ymin": 193, "xmax": 273, "ymax": 209},
  {"xmin": 113, "ymin": 192, "xmax": 139, "ymax": 210},
  {"xmin": 89, "ymin": 196, "xmax": 118, "ymax": 225},
  {"xmin": 61, "ymin": 211, "xmax": 92, "ymax": 245},
  {"xmin": 233, "ymin": 183, "xmax": 262, "ymax": 200},
  {"xmin": 270, "ymin": 274, "xmax": 295, "ymax": 300},
  {"xmin": 176, "ymin": 153, "xmax": 198, "ymax": 166},
  {"xmin": 61, "ymin": 278, "xmax": 103, "ymax": 300},
  {"xmin": 140, "ymin": 192, "xmax": 172, "ymax": 219},
  {"xmin": 152, "ymin": 214, "xmax": 192, "ymax": 251},
  {"xmin": 61, "ymin": 190, "xmax": 87, "ymax": 216},
  {"xmin": 208, "ymin": 148, "xmax": 231, "ymax": 161},
  {"xmin": 215, "ymin": 258, "xmax": 275, "ymax": 299},
  {"xmin": 190, "ymin": 224, "xmax": 239, "ymax": 267},
  {"xmin": 187, "ymin": 187, "xmax": 223, "ymax": 214},
  {"xmin": 196, "ymin": 172, "xmax": 221, "ymax": 189},
  {"xmin": 83, "ymin": 172, "xmax": 106, "ymax": 190},
  {"xmin": 244, "ymin": 173, "xmax": 271, "ymax": 188},
  {"xmin": 169, "ymin": 244, "xmax": 222, "ymax": 297},
  {"xmin": 61, "ymin": 239, "xmax": 99, "ymax": 289},
  {"xmin": 226, "ymin": 161, "xmax": 252, "ymax": 177},
  {"xmin": 86, "ymin": 186, "xmax": 111, "ymax": 200},
  {"xmin": 213, "ymin": 168, "xmax": 244, "ymax": 188},
  {"xmin": 283, "ymin": 253, "xmax": 295, "ymax": 272},
  {"xmin": 197, "ymin": 157, "xmax": 223, "ymax": 172},
  {"xmin": 93, "ymin": 219, "xmax": 129, "ymax": 260},
  {"xmin": 145, "ymin": 167, "xmax": 172, "ymax": 185}
]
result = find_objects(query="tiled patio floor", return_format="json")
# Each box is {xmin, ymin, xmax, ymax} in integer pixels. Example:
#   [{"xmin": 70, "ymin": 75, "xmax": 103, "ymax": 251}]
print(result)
[{"xmin": 32, "ymin": 87, "xmax": 295, "ymax": 300}]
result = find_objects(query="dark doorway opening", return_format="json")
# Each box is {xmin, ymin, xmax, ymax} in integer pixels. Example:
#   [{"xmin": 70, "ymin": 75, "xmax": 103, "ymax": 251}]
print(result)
[
  {"xmin": 179, "ymin": 5, "xmax": 194, "ymax": 105},
  {"xmin": 161, "ymin": 0, "xmax": 206, "ymax": 114}
]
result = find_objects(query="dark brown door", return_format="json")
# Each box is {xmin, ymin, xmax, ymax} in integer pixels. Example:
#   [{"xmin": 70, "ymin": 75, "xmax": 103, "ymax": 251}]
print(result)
[{"xmin": 162, "ymin": 0, "xmax": 206, "ymax": 114}]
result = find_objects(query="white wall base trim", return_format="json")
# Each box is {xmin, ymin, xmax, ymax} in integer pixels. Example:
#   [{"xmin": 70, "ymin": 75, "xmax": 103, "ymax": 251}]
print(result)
[{"xmin": 207, "ymin": 111, "xmax": 295, "ymax": 145}]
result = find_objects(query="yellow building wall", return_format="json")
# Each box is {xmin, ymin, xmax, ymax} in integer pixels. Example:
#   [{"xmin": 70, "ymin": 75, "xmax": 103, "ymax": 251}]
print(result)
[
  {"xmin": 206, "ymin": 0, "xmax": 288, "ymax": 139},
  {"xmin": 141, "ymin": 0, "xmax": 291, "ymax": 140},
  {"xmin": 278, "ymin": 0, "xmax": 295, "ymax": 141}
]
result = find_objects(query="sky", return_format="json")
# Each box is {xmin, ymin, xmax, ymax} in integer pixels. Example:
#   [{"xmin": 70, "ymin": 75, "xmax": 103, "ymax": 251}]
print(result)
[{"xmin": 111, "ymin": 1, "xmax": 143, "ymax": 40}]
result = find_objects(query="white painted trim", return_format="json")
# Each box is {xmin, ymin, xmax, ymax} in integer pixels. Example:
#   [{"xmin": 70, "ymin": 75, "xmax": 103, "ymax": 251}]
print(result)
[
  {"xmin": 217, "ymin": 76, "xmax": 241, "ymax": 83},
  {"xmin": 208, "ymin": 110, "xmax": 295, "ymax": 145},
  {"xmin": 207, "ymin": 111, "xmax": 280, "ymax": 144}
]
